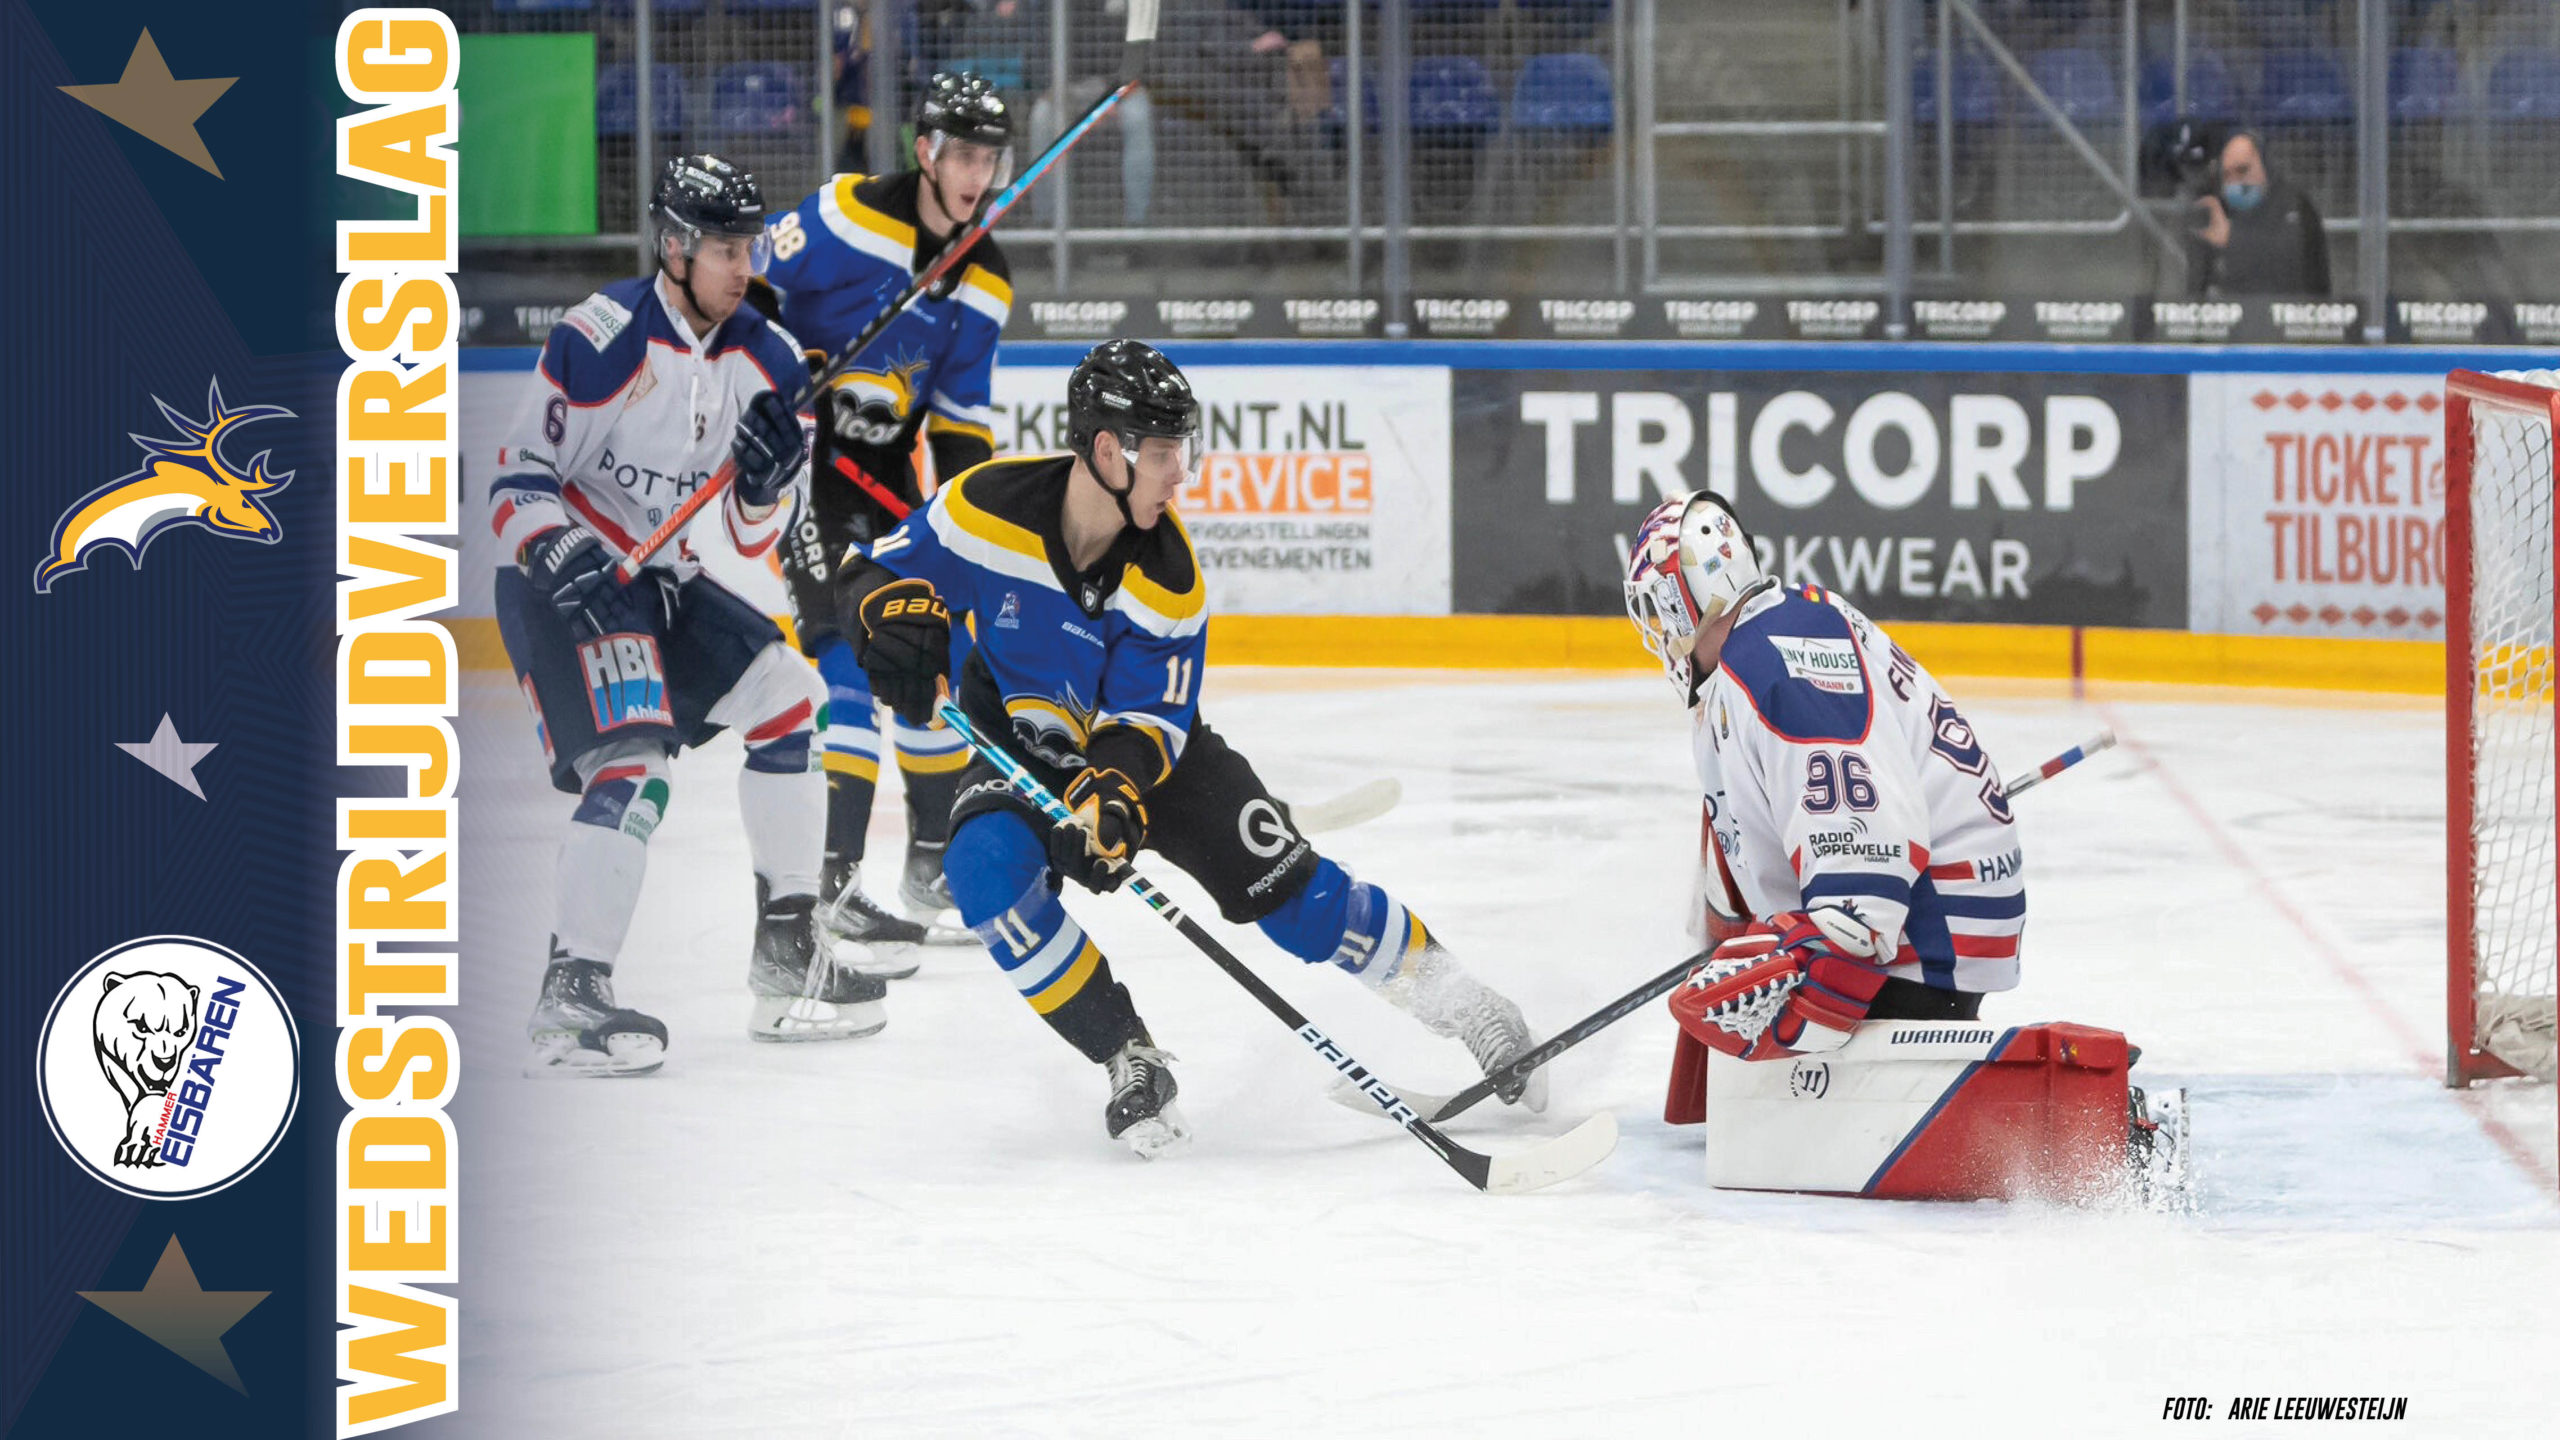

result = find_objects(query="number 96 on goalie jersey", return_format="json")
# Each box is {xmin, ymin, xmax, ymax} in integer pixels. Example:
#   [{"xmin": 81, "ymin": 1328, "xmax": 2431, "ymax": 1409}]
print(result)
[{"xmin": 1693, "ymin": 584, "xmax": 2025, "ymax": 996}]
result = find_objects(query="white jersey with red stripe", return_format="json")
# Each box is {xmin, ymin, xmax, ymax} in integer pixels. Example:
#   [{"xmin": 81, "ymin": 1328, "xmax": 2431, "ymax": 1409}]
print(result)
[
  {"xmin": 488, "ymin": 274, "xmax": 803, "ymax": 579},
  {"xmin": 1690, "ymin": 583, "xmax": 2025, "ymax": 994}
]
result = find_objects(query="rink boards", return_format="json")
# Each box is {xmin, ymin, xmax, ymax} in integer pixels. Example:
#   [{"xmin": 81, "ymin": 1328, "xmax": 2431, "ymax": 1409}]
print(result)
[{"xmin": 450, "ymin": 340, "xmax": 2514, "ymax": 693}]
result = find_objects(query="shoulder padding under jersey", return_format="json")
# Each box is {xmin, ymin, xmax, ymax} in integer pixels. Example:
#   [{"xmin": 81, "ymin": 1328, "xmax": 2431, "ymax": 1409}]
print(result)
[
  {"xmin": 714, "ymin": 309, "xmax": 805, "ymax": 395},
  {"xmin": 540, "ymin": 277, "xmax": 656, "ymax": 407},
  {"xmin": 1717, "ymin": 586, "xmax": 1875, "ymax": 744}
]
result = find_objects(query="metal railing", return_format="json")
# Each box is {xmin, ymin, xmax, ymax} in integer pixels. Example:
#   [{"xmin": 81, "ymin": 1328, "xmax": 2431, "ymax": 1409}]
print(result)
[{"xmin": 454, "ymin": 0, "xmax": 2560, "ymax": 332}]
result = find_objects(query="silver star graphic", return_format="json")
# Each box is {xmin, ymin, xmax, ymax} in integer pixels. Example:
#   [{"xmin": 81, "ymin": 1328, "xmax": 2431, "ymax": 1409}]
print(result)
[{"xmin": 117, "ymin": 714, "xmax": 218, "ymax": 799}]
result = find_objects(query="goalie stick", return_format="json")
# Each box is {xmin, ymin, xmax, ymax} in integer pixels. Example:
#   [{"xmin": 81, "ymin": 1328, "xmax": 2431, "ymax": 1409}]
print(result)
[
  {"xmin": 615, "ymin": 5, "xmax": 1160, "ymax": 579},
  {"xmin": 934, "ymin": 697, "xmax": 1618, "ymax": 1195},
  {"xmin": 1335, "ymin": 729, "xmax": 2122, "ymax": 1123}
]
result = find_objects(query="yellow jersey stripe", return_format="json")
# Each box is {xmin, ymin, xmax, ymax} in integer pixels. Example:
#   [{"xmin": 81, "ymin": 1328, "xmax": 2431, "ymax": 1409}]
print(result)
[{"xmin": 1027, "ymin": 941, "xmax": 1103, "ymax": 1014}]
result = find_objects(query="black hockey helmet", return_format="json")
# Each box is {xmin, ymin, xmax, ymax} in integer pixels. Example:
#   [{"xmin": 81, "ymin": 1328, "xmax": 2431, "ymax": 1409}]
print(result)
[
  {"xmin": 916, "ymin": 71, "xmax": 1013, "ymax": 148},
  {"xmin": 1068, "ymin": 341, "xmax": 1203, "ymax": 521},
  {"xmin": 650, "ymin": 153, "xmax": 772, "ymax": 268}
]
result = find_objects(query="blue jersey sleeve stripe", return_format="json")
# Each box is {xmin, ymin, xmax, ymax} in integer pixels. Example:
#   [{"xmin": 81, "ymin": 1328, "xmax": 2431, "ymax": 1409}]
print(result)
[
  {"xmin": 491, "ymin": 472, "xmax": 561, "ymax": 497},
  {"xmin": 1801, "ymin": 871, "xmax": 1913, "ymax": 907},
  {"xmin": 1933, "ymin": 892, "xmax": 2028, "ymax": 921}
]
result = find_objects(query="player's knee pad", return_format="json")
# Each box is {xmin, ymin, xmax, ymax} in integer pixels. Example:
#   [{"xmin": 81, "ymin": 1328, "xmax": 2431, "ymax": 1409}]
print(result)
[
  {"xmin": 1256, "ymin": 859, "xmax": 1428, "ymax": 982},
  {"xmin": 716, "ymin": 643, "xmax": 826, "ymax": 775},
  {"xmin": 943, "ymin": 809, "xmax": 1047, "ymax": 927},
  {"xmin": 569, "ymin": 745, "xmax": 672, "ymax": 842}
]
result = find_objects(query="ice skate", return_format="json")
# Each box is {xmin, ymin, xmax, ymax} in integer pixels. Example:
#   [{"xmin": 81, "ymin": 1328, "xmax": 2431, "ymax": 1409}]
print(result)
[
  {"xmin": 751, "ymin": 883, "xmax": 889, "ymax": 1042},
  {"xmin": 818, "ymin": 859, "xmax": 926, "ymax": 979},
  {"xmin": 526, "ymin": 948, "xmax": 668, "ymax": 1078},
  {"xmin": 1103, "ymin": 1039, "xmax": 1190, "ymax": 1159},
  {"xmin": 2127, "ymin": 1082, "xmax": 2192, "ymax": 1210},
  {"xmin": 1379, "ymin": 943, "xmax": 1550, "ymax": 1113},
  {"xmin": 897, "ymin": 840, "xmax": 977, "ymax": 944}
]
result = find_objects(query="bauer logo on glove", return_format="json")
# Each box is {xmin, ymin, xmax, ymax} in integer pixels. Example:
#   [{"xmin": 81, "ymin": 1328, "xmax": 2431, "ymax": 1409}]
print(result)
[{"xmin": 1668, "ymin": 905, "xmax": 1891, "ymax": 1062}]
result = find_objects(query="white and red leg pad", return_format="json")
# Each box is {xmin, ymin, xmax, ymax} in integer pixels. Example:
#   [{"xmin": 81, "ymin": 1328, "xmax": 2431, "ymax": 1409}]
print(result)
[{"xmin": 1686, "ymin": 1020, "xmax": 2135, "ymax": 1202}]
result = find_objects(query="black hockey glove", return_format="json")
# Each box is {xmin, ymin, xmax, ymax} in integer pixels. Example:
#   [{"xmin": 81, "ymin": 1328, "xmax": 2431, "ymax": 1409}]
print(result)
[
  {"xmin": 1048, "ymin": 767, "xmax": 1148, "ymax": 894},
  {"xmin": 853, "ymin": 576, "xmax": 952, "ymax": 726},
  {"xmin": 520, "ymin": 525, "xmax": 670, "ymax": 641},
  {"xmin": 731, "ymin": 388, "xmax": 806, "ymax": 510}
]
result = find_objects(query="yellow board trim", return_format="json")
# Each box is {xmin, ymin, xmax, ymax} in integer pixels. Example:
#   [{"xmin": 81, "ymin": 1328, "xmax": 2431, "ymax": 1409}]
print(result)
[
  {"xmin": 441, "ymin": 616, "xmax": 2447, "ymax": 696},
  {"xmin": 1027, "ymin": 941, "xmax": 1102, "ymax": 1014}
]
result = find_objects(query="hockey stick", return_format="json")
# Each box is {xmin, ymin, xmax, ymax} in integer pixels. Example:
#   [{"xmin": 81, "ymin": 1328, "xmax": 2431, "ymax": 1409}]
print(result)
[
  {"xmin": 1336, "ymin": 728, "xmax": 2124, "ymax": 1123},
  {"xmin": 615, "ymin": 57, "xmax": 1154, "ymax": 579},
  {"xmin": 934, "ymin": 697, "xmax": 1618, "ymax": 1194},
  {"xmin": 1291, "ymin": 777, "xmax": 1402, "ymax": 834}
]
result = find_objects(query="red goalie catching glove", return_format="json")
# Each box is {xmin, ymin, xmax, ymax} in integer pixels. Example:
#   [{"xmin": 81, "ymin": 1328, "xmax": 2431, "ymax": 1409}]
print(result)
[{"xmin": 1667, "ymin": 907, "xmax": 1891, "ymax": 1063}]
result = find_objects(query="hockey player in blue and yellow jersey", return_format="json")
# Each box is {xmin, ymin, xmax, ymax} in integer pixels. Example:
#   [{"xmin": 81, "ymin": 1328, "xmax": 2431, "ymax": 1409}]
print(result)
[
  {"xmin": 756, "ymin": 72, "xmax": 1017, "ymax": 965},
  {"xmin": 835, "ymin": 342, "xmax": 1546, "ymax": 1157}
]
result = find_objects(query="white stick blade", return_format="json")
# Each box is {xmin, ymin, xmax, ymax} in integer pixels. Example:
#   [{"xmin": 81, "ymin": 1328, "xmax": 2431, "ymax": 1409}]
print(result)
[
  {"xmin": 1483, "ymin": 1111, "xmax": 1619, "ymax": 1195},
  {"xmin": 1295, "ymin": 777, "xmax": 1403, "ymax": 834},
  {"xmin": 1327, "ymin": 1072, "xmax": 1455, "ymax": 1119}
]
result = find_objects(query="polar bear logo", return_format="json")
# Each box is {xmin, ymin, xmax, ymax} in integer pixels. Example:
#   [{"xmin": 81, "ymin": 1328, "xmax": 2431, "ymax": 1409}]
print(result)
[{"xmin": 92, "ymin": 970, "xmax": 200, "ymax": 1167}]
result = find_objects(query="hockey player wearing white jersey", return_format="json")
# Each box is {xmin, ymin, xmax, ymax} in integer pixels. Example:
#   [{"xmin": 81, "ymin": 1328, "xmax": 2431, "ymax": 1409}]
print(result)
[
  {"xmin": 490, "ymin": 155, "xmax": 886, "ymax": 1075},
  {"xmin": 1621, "ymin": 491, "xmax": 2024, "ymax": 1065}
]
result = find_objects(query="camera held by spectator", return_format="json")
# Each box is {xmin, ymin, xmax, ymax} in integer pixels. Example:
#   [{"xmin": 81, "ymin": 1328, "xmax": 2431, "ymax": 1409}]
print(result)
[{"xmin": 2186, "ymin": 130, "xmax": 2331, "ymax": 298}]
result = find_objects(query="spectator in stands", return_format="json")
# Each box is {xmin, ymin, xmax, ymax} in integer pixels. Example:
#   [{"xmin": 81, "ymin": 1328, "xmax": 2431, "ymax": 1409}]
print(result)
[{"xmin": 2187, "ymin": 130, "xmax": 2331, "ymax": 297}]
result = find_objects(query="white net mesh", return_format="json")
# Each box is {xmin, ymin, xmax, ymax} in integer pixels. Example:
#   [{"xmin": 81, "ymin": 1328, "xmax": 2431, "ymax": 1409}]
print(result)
[{"xmin": 2464, "ymin": 368, "xmax": 2560, "ymax": 1083}]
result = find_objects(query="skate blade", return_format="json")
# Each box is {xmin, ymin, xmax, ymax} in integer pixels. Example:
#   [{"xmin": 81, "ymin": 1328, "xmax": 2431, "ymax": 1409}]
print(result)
[
  {"xmin": 748, "ymin": 994, "xmax": 888, "ymax": 1043},
  {"xmin": 1115, "ymin": 1104, "xmax": 1191, "ymax": 1160},
  {"xmin": 828, "ymin": 935, "xmax": 921, "ymax": 980},
  {"xmin": 525, "ymin": 1031, "xmax": 665, "ymax": 1078}
]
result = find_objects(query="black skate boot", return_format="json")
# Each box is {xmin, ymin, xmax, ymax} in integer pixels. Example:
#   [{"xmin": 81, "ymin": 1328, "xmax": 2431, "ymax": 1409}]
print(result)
[
  {"xmin": 751, "ymin": 880, "xmax": 889, "ymax": 1042},
  {"xmin": 897, "ymin": 840, "xmax": 975, "ymax": 944},
  {"xmin": 526, "ymin": 944, "xmax": 668, "ymax": 1078},
  {"xmin": 819, "ymin": 857, "xmax": 927, "ymax": 978},
  {"xmin": 1103, "ymin": 1038, "xmax": 1190, "ymax": 1159}
]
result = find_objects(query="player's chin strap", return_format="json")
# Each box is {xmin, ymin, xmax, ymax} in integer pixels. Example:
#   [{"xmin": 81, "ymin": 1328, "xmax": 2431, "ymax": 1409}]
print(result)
[{"xmin": 1086, "ymin": 438, "xmax": 1143, "ymax": 528}]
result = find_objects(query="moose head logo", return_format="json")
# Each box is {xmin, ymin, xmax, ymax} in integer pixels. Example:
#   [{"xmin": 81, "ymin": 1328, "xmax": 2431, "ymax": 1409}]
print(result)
[{"xmin": 35, "ymin": 380, "xmax": 294, "ymax": 592}]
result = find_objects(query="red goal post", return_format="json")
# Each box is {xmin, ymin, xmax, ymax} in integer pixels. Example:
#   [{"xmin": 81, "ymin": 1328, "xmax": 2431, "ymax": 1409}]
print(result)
[{"xmin": 2445, "ymin": 368, "xmax": 2560, "ymax": 1090}]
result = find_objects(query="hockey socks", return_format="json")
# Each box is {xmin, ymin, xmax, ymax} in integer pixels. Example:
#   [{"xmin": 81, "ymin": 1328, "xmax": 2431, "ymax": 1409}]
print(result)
[
  {"xmin": 816, "ymin": 639, "xmax": 882, "ymax": 865},
  {"xmin": 946, "ymin": 813, "xmax": 1148, "ymax": 1062},
  {"xmin": 1253, "ymin": 857, "xmax": 1429, "ymax": 987},
  {"xmin": 552, "ymin": 754, "xmax": 669, "ymax": 963}
]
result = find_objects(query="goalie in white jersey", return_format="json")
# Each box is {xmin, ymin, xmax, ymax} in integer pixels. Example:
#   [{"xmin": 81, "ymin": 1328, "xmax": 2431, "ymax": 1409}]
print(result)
[{"xmin": 1623, "ymin": 491, "xmax": 2025, "ymax": 1063}]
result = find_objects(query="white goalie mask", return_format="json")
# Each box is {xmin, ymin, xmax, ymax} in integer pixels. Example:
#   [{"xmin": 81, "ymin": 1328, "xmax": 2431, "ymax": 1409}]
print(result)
[{"xmin": 1623, "ymin": 491, "xmax": 1769, "ymax": 698}]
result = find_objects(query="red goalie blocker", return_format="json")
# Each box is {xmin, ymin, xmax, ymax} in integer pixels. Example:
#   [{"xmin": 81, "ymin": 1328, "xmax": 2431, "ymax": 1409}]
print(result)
[{"xmin": 1667, "ymin": 1020, "xmax": 2136, "ymax": 1203}]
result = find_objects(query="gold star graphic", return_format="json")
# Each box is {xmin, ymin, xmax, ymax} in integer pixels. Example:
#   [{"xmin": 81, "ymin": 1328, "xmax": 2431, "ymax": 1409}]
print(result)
[
  {"xmin": 59, "ymin": 30, "xmax": 237, "ymax": 179},
  {"xmin": 77, "ymin": 1236, "xmax": 269, "ymax": 1394}
]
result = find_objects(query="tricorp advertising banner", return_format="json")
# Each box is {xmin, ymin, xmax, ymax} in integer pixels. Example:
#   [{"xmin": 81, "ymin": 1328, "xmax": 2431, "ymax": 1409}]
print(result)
[
  {"xmin": 2187, "ymin": 374, "xmax": 2448, "ymax": 639},
  {"xmin": 990, "ymin": 364, "xmax": 1453, "ymax": 614},
  {"xmin": 1451, "ymin": 371, "xmax": 2188, "ymax": 626}
]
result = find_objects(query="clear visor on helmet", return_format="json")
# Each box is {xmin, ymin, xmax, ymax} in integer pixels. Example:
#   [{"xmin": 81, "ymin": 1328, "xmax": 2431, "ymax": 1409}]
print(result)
[
  {"xmin": 922, "ymin": 133, "xmax": 1016, "ymax": 197},
  {"xmin": 1122, "ymin": 423, "xmax": 1205, "ymax": 479},
  {"xmin": 668, "ymin": 221, "xmax": 773, "ymax": 276}
]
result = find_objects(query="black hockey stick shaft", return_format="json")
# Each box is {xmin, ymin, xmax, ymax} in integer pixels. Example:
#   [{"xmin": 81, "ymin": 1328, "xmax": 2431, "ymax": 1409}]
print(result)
[
  {"xmin": 1425, "ymin": 730, "xmax": 2118, "ymax": 1121},
  {"xmin": 619, "ymin": 78, "xmax": 1144, "ymax": 577},
  {"xmin": 933, "ymin": 699, "xmax": 1509, "ymax": 1191}
]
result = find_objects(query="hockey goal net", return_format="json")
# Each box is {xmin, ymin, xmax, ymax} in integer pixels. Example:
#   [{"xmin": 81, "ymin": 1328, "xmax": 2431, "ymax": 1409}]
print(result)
[{"xmin": 2448, "ymin": 368, "xmax": 2560, "ymax": 1087}]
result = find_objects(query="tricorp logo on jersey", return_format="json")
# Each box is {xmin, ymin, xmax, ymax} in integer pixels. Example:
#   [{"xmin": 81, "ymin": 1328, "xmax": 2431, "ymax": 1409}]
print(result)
[
  {"xmin": 35, "ymin": 936, "xmax": 301, "ymax": 1200},
  {"xmin": 35, "ymin": 380, "xmax": 294, "ymax": 593},
  {"xmin": 1770, "ymin": 636, "xmax": 1865, "ymax": 693},
  {"xmin": 581, "ymin": 633, "xmax": 672, "ymax": 730}
]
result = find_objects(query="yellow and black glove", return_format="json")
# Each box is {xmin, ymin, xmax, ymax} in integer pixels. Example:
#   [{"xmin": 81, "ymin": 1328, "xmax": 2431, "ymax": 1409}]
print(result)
[
  {"xmin": 1048, "ymin": 767, "xmax": 1148, "ymax": 894},
  {"xmin": 853, "ymin": 576, "xmax": 951, "ymax": 726}
]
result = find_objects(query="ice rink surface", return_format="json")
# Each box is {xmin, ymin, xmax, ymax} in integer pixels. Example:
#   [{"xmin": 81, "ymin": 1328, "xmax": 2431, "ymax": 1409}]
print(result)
[{"xmin": 449, "ymin": 667, "xmax": 2557, "ymax": 1439}]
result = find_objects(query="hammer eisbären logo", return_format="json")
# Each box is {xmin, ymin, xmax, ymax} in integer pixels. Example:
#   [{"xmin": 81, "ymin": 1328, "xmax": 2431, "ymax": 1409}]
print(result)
[{"xmin": 36, "ymin": 936, "xmax": 301, "ymax": 1200}]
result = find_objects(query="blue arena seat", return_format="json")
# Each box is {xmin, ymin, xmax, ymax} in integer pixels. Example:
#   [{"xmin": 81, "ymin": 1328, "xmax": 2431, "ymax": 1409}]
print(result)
[
  {"xmin": 2391, "ymin": 47, "xmax": 2462, "ymax": 120},
  {"xmin": 597, "ymin": 63, "xmax": 685, "ymax": 138},
  {"xmin": 1326, "ymin": 58, "xmax": 1381, "ymax": 134},
  {"xmin": 711, "ymin": 62, "xmax": 807, "ymax": 136},
  {"xmin": 492, "ymin": 0, "xmax": 593, "ymax": 13},
  {"xmin": 1512, "ymin": 53, "xmax": 1613, "ymax": 133},
  {"xmin": 1410, "ymin": 55, "xmax": 1499, "ymax": 136},
  {"xmin": 2139, "ymin": 51, "xmax": 2240, "ymax": 126},
  {"xmin": 2260, "ymin": 49, "xmax": 2353, "ymax": 123},
  {"xmin": 2025, "ymin": 47, "xmax": 2119, "ymax": 124},
  {"xmin": 1915, "ymin": 47, "xmax": 2000, "ymax": 125},
  {"xmin": 2488, "ymin": 49, "xmax": 2560, "ymax": 120}
]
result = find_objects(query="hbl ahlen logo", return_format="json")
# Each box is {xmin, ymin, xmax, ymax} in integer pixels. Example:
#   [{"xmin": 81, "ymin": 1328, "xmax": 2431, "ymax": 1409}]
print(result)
[
  {"xmin": 37, "ymin": 936, "xmax": 301, "ymax": 1200},
  {"xmin": 35, "ymin": 380, "xmax": 294, "ymax": 592}
]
